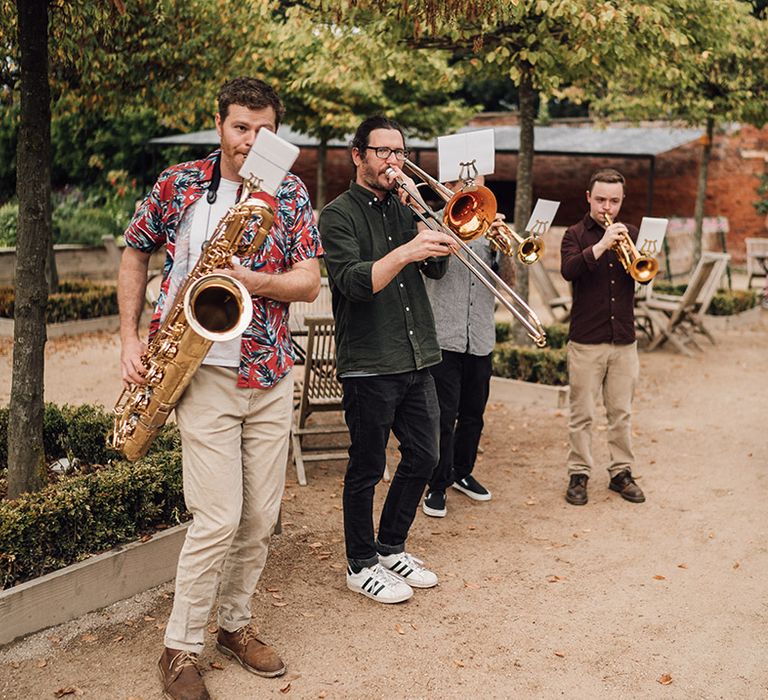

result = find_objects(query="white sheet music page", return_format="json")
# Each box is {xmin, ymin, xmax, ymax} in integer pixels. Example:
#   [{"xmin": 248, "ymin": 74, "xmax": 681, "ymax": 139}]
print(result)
[
  {"xmin": 437, "ymin": 129, "xmax": 495, "ymax": 183},
  {"xmin": 238, "ymin": 129, "xmax": 300, "ymax": 195},
  {"xmin": 636, "ymin": 217, "xmax": 669, "ymax": 258},
  {"xmin": 524, "ymin": 199, "xmax": 560, "ymax": 236}
]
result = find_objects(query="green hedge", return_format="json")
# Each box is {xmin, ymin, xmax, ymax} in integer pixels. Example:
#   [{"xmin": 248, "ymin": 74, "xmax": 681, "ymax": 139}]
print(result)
[
  {"xmin": 492, "ymin": 322, "xmax": 569, "ymax": 385},
  {"xmin": 652, "ymin": 283, "xmax": 757, "ymax": 316},
  {"xmin": 0, "ymin": 450, "xmax": 186, "ymax": 589},
  {"xmin": 0, "ymin": 403, "xmax": 124, "ymax": 473},
  {"xmin": 0, "ymin": 402, "xmax": 184, "ymax": 589},
  {"xmin": 0, "ymin": 279, "xmax": 118, "ymax": 322}
]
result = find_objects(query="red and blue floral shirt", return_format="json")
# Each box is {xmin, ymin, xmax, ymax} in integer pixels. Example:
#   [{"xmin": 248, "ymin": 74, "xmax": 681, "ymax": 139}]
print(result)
[{"xmin": 124, "ymin": 150, "xmax": 323, "ymax": 389}]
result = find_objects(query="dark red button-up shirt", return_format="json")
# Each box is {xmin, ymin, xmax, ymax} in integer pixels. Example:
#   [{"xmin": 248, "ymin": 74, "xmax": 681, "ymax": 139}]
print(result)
[{"xmin": 561, "ymin": 212, "xmax": 638, "ymax": 345}]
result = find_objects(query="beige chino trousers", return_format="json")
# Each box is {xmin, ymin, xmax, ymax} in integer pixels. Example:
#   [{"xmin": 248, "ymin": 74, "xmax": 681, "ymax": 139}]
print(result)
[
  {"xmin": 164, "ymin": 365, "xmax": 293, "ymax": 653},
  {"xmin": 566, "ymin": 341, "xmax": 639, "ymax": 478}
]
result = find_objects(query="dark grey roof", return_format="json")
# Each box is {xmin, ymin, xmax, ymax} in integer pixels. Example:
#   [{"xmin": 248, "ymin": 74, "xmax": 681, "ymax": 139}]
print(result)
[{"xmin": 150, "ymin": 124, "xmax": 704, "ymax": 158}]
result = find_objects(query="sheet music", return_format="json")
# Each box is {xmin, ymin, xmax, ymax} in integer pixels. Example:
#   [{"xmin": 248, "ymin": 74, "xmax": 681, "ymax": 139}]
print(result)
[
  {"xmin": 437, "ymin": 130, "xmax": 495, "ymax": 182},
  {"xmin": 636, "ymin": 217, "xmax": 669, "ymax": 258},
  {"xmin": 238, "ymin": 129, "xmax": 300, "ymax": 195},
  {"xmin": 524, "ymin": 199, "xmax": 560, "ymax": 235}
]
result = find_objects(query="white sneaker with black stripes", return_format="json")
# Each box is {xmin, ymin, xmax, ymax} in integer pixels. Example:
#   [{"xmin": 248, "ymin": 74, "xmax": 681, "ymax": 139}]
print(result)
[
  {"xmin": 346, "ymin": 563, "xmax": 413, "ymax": 604},
  {"xmin": 379, "ymin": 552, "xmax": 438, "ymax": 588}
]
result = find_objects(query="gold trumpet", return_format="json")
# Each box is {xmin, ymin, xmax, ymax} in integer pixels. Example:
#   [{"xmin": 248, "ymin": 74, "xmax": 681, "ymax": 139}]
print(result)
[
  {"xmin": 402, "ymin": 159, "xmax": 544, "ymax": 265},
  {"xmin": 604, "ymin": 214, "xmax": 659, "ymax": 285},
  {"xmin": 386, "ymin": 165, "xmax": 547, "ymax": 347}
]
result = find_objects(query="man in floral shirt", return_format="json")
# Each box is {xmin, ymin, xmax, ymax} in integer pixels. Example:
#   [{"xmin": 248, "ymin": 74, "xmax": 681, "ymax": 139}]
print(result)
[{"xmin": 118, "ymin": 77, "xmax": 322, "ymax": 700}]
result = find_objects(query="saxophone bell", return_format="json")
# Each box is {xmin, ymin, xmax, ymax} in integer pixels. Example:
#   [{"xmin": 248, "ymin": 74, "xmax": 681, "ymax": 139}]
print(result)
[{"xmin": 183, "ymin": 273, "xmax": 253, "ymax": 342}]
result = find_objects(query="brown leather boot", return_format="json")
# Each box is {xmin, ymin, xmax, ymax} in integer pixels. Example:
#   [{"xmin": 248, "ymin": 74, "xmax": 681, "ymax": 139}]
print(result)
[
  {"xmin": 216, "ymin": 625, "xmax": 286, "ymax": 677},
  {"xmin": 565, "ymin": 473, "xmax": 588, "ymax": 505},
  {"xmin": 158, "ymin": 647, "xmax": 210, "ymax": 700},
  {"xmin": 609, "ymin": 470, "xmax": 646, "ymax": 503}
]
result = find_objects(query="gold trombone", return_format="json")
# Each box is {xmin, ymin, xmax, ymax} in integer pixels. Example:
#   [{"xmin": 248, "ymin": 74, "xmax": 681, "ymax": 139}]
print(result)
[
  {"xmin": 386, "ymin": 165, "xmax": 548, "ymax": 348},
  {"xmin": 604, "ymin": 214, "xmax": 659, "ymax": 285},
  {"xmin": 403, "ymin": 159, "xmax": 545, "ymax": 265}
]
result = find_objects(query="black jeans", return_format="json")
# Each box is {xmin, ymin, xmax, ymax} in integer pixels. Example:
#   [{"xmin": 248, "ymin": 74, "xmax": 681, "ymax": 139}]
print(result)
[
  {"xmin": 428, "ymin": 350, "xmax": 492, "ymax": 492},
  {"xmin": 341, "ymin": 369, "xmax": 439, "ymax": 568}
]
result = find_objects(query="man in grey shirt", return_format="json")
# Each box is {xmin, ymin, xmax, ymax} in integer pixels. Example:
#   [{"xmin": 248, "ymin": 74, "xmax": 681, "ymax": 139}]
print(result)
[{"xmin": 422, "ymin": 178, "xmax": 513, "ymax": 517}]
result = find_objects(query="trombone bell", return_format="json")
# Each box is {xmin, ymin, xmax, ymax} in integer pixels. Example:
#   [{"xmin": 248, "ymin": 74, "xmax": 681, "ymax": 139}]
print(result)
[{"xmin": 444, "ymin": 186, "xmax": 498, "ymax": 242}]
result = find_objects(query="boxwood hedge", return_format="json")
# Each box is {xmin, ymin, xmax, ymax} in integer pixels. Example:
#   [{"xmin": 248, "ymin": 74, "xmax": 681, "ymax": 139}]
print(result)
[
  {"xmin": 0, "ymin": 404, "xmax": 185, "ymax": 589},
  {"xmin": 0, "ymin": 279, "xmax": 118, "ymax": 323}
]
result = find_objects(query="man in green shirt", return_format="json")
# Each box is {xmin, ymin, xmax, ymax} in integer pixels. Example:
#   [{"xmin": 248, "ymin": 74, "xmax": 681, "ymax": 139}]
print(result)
[{"xmin": 319, "ymin": 115, "xmax": 455, "ymax": 604}]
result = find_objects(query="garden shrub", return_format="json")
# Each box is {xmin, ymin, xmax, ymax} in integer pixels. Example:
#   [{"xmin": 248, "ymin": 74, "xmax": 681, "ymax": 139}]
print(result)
[
  {"xmin": 0, "ymin": 279, "xmax": 118, "ymax": 322},
  {"xmin": 492, "ymin": 343, "xmax": 568, "ymax": 386},
  {"xmin": 0, "ymin": 201, "xmax": 18, "ymax": 247},
  {"xmin": 65, "ymin": 404, "xmax": 123, "ymax": 466},
  {"xmin": 0, "ymin": 449, "xmax": 186, "ymax": 589}
]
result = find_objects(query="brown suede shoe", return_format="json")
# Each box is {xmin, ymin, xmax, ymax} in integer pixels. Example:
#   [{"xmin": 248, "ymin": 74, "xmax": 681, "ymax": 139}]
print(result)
[
  {"xmin": 158, "ymin": 647, "xmax": 210, "ymax": 700},
  {"xmin": 216, "ymin": 625, "xmax": 286, "ymax": 678},
  {"xmin": 609, "ymin": 470, "xmax": 646, "ymax": 503}
]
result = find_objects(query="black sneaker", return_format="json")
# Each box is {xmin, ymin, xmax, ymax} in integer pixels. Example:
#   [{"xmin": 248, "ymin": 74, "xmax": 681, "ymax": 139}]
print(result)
[
  {"xmin": 451, "ymin": 475, "xmax": 492, "ymax": 501},
  {"xmin": 423, "ymin": 489, "xmax": 447, "ymax": 517}
]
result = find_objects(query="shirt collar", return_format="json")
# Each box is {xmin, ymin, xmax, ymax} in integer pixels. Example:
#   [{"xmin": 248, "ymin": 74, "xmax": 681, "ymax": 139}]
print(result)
[{"xmin": 349, "ymin": 181, "xmax": 395, "ymax": 208}]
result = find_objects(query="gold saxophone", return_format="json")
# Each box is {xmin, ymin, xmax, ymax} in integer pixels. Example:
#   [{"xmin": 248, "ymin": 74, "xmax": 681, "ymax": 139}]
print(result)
[{"xmin": 110, "ymin": 176, "xmax": 275, "ymax": 461}]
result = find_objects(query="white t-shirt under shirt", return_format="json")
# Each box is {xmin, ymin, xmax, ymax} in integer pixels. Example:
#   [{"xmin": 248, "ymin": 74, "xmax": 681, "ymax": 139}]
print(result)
[{"xmin": 187, "ymin": 177, "xmax": 244, "ymax": 367}]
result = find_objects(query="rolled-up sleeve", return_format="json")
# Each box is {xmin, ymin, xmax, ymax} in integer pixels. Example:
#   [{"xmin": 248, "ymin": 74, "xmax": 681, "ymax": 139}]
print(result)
[{"xmin": 319, "ymin": 206, "xmax": 375, "ymax": 303}]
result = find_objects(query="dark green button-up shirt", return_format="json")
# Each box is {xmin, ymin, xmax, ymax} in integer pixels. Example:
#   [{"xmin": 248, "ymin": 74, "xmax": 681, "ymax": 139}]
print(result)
[{"xmin": 319, "ymin": 182, "xmax": 447, "ymax": 376}]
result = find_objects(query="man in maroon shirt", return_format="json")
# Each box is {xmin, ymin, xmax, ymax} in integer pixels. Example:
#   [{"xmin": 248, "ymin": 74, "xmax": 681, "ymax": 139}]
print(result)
[{"xmin": 560, "ymin": 168, "xmax": 646, "ymax": 506}]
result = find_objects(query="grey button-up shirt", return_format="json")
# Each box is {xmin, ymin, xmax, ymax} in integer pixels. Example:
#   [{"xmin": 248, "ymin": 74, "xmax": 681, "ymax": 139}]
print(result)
[{"xmin": 424, "ymin": 235, "xmax": 497, "ymax": 356}]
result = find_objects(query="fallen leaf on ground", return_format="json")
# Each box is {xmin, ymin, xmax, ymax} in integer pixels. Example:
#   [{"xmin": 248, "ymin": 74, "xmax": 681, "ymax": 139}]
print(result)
[
  {"xmin": 210, "ymin": 661, "xmax": 225, "ymax": 670},
  {"xmin": 36, "ymin": 659, "xmax": 47, "ymax": 668},
  {"xmin": 113, "ymin": 635, "xmax": 124, "ymax": 642},
  {"xmin": 272, "ymin": 593, "xmax": 284, "ymax": 600},
  {"xmin": 81, "ymin": 634, "xmax": 97, "ymax": 642},
  {"xmin": 658, "ymin": 673, "xmax": 673, "ymax": 685},
  {"xmin": 140, "ymin": 534, "xmax": 152, "ymax": 542},
  {"xmin": 144, "ymin": 615, "xmax": 156, "ymax": 621},
  {"xmin": 467, "ymin": 525, "xmax": 476, "ymax": 531},
  {"xmin": 300, "ymin": 612, "xmax": 315, "ymax": 618},
  {"xmin": 464, "ymin": 582, "xmax": 480, "ymax": 589},
  {"xmin": 410, "ymin": 623, "xmax": 418, "ymax": 630},
  {"xmin": 733, "ymin": 561, "xmax": 740, "ymax": 570},
  {"xmin": 453, "ymin": 659, "xmax": 465, "ymax": 668},
  {"xmin": 308, "ymin": 542, "xmax": 323, "ymax": 548},
  {"xmin": 677, "ymin": 563, "xmax": 688, "ymax": 569},
  {"xmin": 525, "ymin": 499, "xmax": 537, "ymax": 506},
  {"xmin": 279, "ymin": 682, "xmax": 292, "ymax": 693},
  {"xmin": 653, "ymin": 575, "xmax": 666, "ymax": 580},
  {"xmin": 273, "ymin": 601, "xmax": 289, "ymax": 607},
  {"xmin": 318, "ymin": 692, "xmax": 327, "ymax": 698},
  {"xmin": 266, "ymin": 586, "xmax": 280, "ymax": 592},
  {"xmin": 547, "ymin": 575, "xmax": 562, "ymax": 583},
  {"xmin": 53, "ymin": 688, "xmax": 83, "ymax": 698},
  {"xmin": 395, "ymin": 624, "xmax": 405, "ymax": 635},
  {"xmin": 554, "ymin": 651, "xmax": 565, "ymax": 658}
]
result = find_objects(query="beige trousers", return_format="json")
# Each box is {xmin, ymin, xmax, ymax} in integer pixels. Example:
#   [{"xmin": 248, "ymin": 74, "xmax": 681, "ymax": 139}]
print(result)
[
  {"xmin": 566, "ymin": 341, "xmax": 639, "ymax": 478},
  {"xmin": 164, "ymin": 365, "xmax": 293, "ymax": 653}
]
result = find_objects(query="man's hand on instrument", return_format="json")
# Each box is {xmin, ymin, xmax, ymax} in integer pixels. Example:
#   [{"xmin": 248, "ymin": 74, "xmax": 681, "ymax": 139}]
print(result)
[
  {"xmin": 594, "ymin": 221, "xmax": 627, "ymax": 258},
  {"xmin": 121, "ymin": 336, "xmax": 147, "ymax": 387},
  {"xmin": 403, "ymin": 229, "xmax": 457, "ymax": 263},
  {"xmin": 387, "ymin": 165, "xmax": 426, "ymax": 213}
]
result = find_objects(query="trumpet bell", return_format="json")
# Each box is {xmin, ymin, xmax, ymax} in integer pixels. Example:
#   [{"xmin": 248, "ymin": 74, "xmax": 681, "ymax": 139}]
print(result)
[
  {"xmin": 444, "ymin": 185, "xmax": 497, "ymax": 241},
  {"xmin": 518, "ymin": 236, "xmax": 545, "ymax": 265},
  {"xmin": 630, "ymin": 256, "xmax": 660, "ymax": 285}
]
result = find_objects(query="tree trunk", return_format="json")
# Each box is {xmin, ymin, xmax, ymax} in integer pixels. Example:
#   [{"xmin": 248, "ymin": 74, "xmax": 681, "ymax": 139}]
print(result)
[
  {"xmin": 7, "ymin": 0, "xmax": 51, "ymax": 499},
  {"xmin": 692, "ymin": 116, "xmax": 714, "ymax": 267},
  {"xmin": 509, "ymin": 70, "xmax": 535, "ymax": 344},
  {"xmin": 315, "ymin": 137, "xmax": 327, "ymax": 211}
]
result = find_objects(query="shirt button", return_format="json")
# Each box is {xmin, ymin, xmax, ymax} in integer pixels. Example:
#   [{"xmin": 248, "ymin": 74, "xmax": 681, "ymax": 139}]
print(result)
[
  {"xmin": 388, "ymin": 236, "xmax": 392, "ymax": 241},
  {"xmin": 405, "ymin": 306, "xmax": 410, "ymax": 311},
  {"xmin": 399, "ymin": 283, "xmax": 404, "ymax": 288},
  {"xmin": 609, "ymin": 263, "xmax": 613, "ymax": 267},
  {"xmin": 409, "ymin": 330, "xmax": 413, "ymax": 335},
  {"xmin": 611, "ymin": 315, "xmax": 615, "ymax": 319},
  {"xmin": 611, "ymin": 297, "xmax": 615, "ymax": 301},
  {"xmin": 611, "ymin": 280, "xmax": 615, "ymax": 284}
]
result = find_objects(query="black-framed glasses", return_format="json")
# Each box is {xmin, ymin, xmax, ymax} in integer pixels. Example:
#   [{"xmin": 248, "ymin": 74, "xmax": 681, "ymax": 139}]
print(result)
[{"xmin": 365, "ymin": 146, "xmax": 409, "ymax": 161}]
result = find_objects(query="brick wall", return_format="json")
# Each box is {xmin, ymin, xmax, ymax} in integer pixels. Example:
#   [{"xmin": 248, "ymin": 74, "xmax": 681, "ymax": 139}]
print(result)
[{"xmin": 297, "ymin": 121, "xmax": 768, "ymax": 265}]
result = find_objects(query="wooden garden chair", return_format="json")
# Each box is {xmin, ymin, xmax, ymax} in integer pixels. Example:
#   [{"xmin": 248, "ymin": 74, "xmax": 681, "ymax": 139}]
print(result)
[
  {"xmin": 529, "ymin": 263, "xmax": 572, "ymax": 323},
  {"xmin": 637, "ymin": 251, "xmax": 730, "ymax": 356}
]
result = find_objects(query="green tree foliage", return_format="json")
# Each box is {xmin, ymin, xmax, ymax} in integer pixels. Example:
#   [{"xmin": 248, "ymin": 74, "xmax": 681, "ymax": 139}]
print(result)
[{"xmin": 246, "ymin": 3, "xmax": 476, "ymax": 207}]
